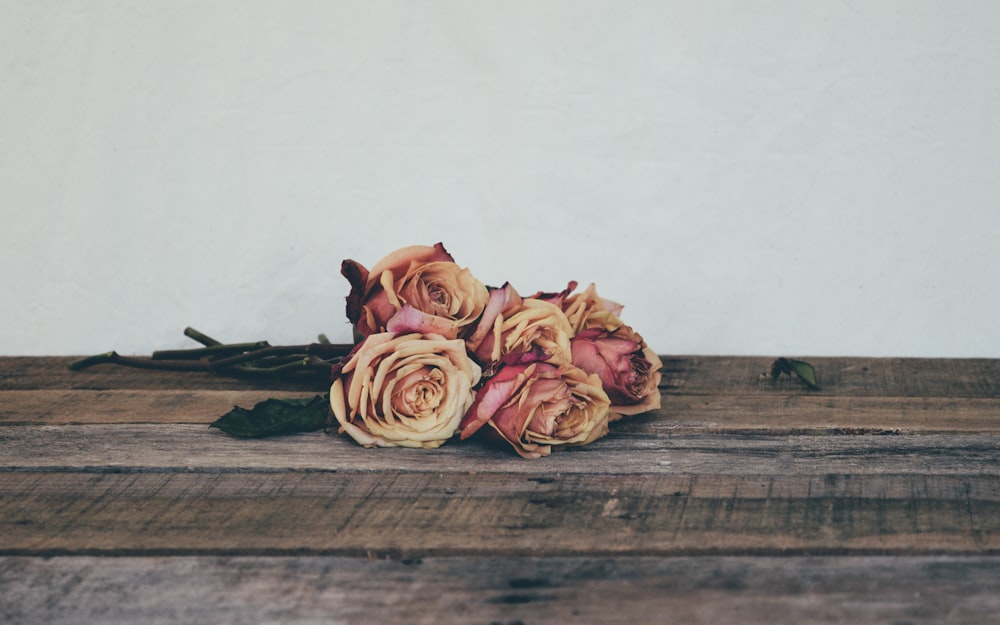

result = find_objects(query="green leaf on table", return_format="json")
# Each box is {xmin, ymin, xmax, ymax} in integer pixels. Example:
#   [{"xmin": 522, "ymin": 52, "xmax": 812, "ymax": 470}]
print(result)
[
  {"xmin": 210, "ymin": 395, "xmax": 329, "ymax": 438},
  {"xmin": 769, "ymin": 357, "xmax": 820, "ymax": 390}
]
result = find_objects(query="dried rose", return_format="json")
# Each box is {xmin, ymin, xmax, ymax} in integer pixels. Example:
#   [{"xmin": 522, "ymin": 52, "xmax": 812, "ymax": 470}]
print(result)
[
  {"xmin": 329, "ymin": 332, "xmax": 481, "ymax": 449},
  {"xmin": 459, "ymin": 361, "xmax": 610, "ymax": 458},
  {"xmin": 571, "ymin": 326, "xmax": 663, "ymax": 419},
  {"xmin": 342, "ymin": 243, "xmax": 489, "ymax": 339},
  {"xmin": 466, "ymin": 290, "xmax": 575, "ymax": 372}
]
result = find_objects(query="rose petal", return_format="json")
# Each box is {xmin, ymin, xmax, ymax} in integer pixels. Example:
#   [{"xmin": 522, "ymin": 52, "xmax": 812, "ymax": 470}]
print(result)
[
  {"xmin": 341, "ymin": 259, "xmax": 369, "ymax": 328},
  {"xmin": 459, "ymin": 363, "xmax": 530, "ymax": 439},
  {"xmin": 366, "ymin": 243, "xmax": 454, "ymax": 288},
  {"xmin": 465, "ymin": 282, "xmax": 522, "ymax": 348},
  {"xmin": 386, "ymin": 304, "xmax": 461, "ymax": 339},
  {"xmin": 528, "ymin": 281, "xmax": 578, "ymax": 307}
]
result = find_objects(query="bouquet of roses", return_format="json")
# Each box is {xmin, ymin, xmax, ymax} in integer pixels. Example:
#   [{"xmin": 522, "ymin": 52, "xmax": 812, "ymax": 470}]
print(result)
[
  {"xmin": 71, "ymin": 242, "xmax": 664, "ymax": 458},
  {"xmin": 329, "ymin": 243, "xmax": 662, "ymax": 458}
]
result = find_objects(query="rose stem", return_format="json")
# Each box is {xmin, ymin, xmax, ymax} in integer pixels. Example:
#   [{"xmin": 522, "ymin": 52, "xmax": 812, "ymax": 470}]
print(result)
[
  {"xmin": 69, "ymin": 327, "xmax": 352, "ymax": 375},
  {"xmin": 184, "ymin": 327, "xmax": 223, "ymax": 347},
  {"xmin": 68, "ymin": 352, "xmax": 211, "ymax": 372},
  {"xmin": 221, "ymin": 357, "xmax": 336, "ymax": 376},
  {"xmin": 151, "ymin": 342, "xmax": 270, "ymax": 360},
  {"xmin": 206, "ymin": 344, "xmax": 351, "ymax": 371}
]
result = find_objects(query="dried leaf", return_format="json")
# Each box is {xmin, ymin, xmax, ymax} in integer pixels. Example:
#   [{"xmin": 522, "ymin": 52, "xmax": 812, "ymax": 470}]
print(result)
[
  {"xmin": 769, "ymin": 357, "xmax": 820, "ymax": 390},
  {"xmin": 210, "ymin": 395, "xmax": 329, "ymax": 438}
]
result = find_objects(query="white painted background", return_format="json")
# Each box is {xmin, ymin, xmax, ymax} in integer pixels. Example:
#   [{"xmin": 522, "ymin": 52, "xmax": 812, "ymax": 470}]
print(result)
[{"xmin": 3, "ymin": 1, "xmax": 999, "ymax": 357}]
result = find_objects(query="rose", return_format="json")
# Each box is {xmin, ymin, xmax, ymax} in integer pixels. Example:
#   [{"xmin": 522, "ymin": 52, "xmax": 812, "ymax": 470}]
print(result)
[
  {"xmin": 561, "ymin": 282, "xmax": 625, "ymax": 333},
  {"xmin": 465, "ymin": 286, "xmax": 575, "ymax": 372},
  {"xmin": 329, "ymin": 332, "xmax": 482, "ymax": 449},
  {"xmin": 570, "ymin": 326, "xmax": 663, "ymax": 419},
  {"xmin": 342, "ymin": 243, "xmax": 489, "ymax": 339},
  {"xmin": 459, "ymin": 361, "xmax": 610, "ymax": 458}
]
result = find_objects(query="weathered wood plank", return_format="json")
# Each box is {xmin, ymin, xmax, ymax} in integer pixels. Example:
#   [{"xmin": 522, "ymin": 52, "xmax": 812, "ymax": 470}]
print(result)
[
  {"xmin": 2, "ymin": 470, "xmax": 998, "ymax": 556},
  {"xmin": 660, "ymin": 356, "xmax": 1000, "ymax": 398},
  {"xmin": 4, "ymin": 389, "xmax": 1000, "ymax": 433},
  {"xmin": 1, "ymin": 424, "xmax": 997, "ymax": 475},
  {"xmin": 0, "ymin": 390, "xmax": 322, "ymax": 425},
  {"xmin": 649, "ymin": 394, "xmax": 1000, "ymax": 434},
  {"xmin": 5, "ymin": 356, "xmax": 1000, "ymax": 398},
  {"xmin": 4, "ymin": 555, "xmax": 1000, "ymax": 625},
  {"xmin": 0, "ymin": 357, "xmax": 328, "ymax": 392}
]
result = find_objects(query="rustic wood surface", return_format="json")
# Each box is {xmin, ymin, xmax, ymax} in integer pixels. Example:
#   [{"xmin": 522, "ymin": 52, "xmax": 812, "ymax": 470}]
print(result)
[{"xmin": 2, "ymin": 355, "xmax": 998, "ymax": 624}]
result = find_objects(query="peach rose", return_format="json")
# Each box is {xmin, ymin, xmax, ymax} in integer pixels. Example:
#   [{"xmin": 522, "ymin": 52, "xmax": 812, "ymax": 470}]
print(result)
[
  {"xmin": 342, "ymin": 243, "xmax": 489, "ymax": 339},
  {"xmin": 466, "ymin": 288, "xmax": 575, "ymax": 373},
  {"xmin": 329, "ymin": 332, "xmax": 482, "ymax": 449},
  {"xmin": 570, "ymin": 326, "xmax": 663, "ymax": 419},
  {"xmin": 459, "ymin": 361, "xmax": 611, "ymax": 458}
]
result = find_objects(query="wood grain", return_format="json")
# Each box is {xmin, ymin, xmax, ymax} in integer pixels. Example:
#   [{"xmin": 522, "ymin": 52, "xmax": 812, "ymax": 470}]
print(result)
[
  {"xmin": 4, "ymin": 389, "xmax": 1000, "ymax": 433},
  {"xmin": 4, "ymin": 555, "xmax": 1000, "ymax": 625},
  {"xmin": 3, "ymin": 469, "xmax": 998, "ymax": 556},
  {"xmin": 2, "ymin": 425, "xmax": 998, "ymax": 474},
  {"xmin": 0, "ymin": 357, "xmax": 330, "ymax": 392},
  {"xmin": 0, "ymin": 390, "xmax": 322, "ymax": 425},
  {"xmin": 6, "ymin": 356, "xmax": 1000, "ymax": 397},
  {"xmin": 3, "ymin": 355, "xmax": 999, "ymax": 624}
]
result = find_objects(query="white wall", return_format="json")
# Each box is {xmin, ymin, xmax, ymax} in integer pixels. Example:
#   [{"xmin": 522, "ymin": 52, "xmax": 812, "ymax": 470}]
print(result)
[{"xmin": 2, "ymin": 1, "xmax": 999, "ymax": 357}]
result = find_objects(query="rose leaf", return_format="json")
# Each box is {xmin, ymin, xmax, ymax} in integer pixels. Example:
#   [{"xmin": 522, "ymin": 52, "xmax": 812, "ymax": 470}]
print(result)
[{"xmin": 210, "ymin": 395, "xmax": 329, "ymax": 438}]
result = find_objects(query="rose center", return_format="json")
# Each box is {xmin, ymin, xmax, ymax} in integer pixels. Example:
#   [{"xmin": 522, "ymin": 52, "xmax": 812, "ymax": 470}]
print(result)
[
  {"xmin": 524, "ymin": 380, "xmax": 575, "ymax": 438},
  {"xmin": 425, "ymin": 282, "xmax": 451, "ymax": 314},
  {"xmin": 393, "ymin": 368, "xmax": 445, "ymax": 418},
  {"xmin": 624, "ymin": 351, "xmax": 651, "ymax": 399}
]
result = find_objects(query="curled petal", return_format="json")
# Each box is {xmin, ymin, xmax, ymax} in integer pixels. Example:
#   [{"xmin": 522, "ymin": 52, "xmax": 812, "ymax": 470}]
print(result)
[
  {"xmin": 366, "ymin": 243, "xmax": 454, "ymax": 287},
  {"xmin": 459, "ymin": 364, "xmax": 526, "ymax": 439},
  {"xmin": 465, "ymin": 282, "xmax": 522, "ymax": 348},
  {"xmin": 609, "ymin": 346, "xmax": 663, "ymax": 418},
  {"xmin": 563, "ymin": 283, "xmax": 625, "ymax": 333},
  {"xmin": 528, "ymin": 281, "xmax": 578, "ymax": 308},
  {"xmin": 341, "ymin": 259, "xmax": 369, "ymax": 329},
  {"xmin": 386, "ymin": 304, "xmax": 462, "ymax": 339}
]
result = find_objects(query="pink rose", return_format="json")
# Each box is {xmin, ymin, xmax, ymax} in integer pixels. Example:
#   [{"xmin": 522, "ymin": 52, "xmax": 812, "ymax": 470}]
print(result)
[
  {"xmin": 329, "ymin": 332, "xmax": 482, "ymax": 449},
  {"xmin": 570, "ymin": 326, "xmax": 663, "ymax": 419},
  {"xmin": 459, "ymin": 361, "xmax": 610, "ymax": 458},
  {"xmin": 342, "ymin": 243, "xmax": 489, "ymax": 339}
]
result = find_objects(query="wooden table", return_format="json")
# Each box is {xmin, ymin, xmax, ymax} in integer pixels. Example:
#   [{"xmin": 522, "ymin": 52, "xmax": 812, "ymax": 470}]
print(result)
[{"xmin": 2, "ymin": 355, "xmax": 998, "ymax": 623}]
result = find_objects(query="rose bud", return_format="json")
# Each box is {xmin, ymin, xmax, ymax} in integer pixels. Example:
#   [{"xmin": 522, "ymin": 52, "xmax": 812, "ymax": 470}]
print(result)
[
  {"xmin": 459, "ymin": 361, "xmax": 611, "ymax": 459},
  {"xmin": 330, "ymin": 332, "xmax": 482, "ymax": 449},
  {"xmin": 342, "ymin": 243, "xmax": 489, "ymax": 339},
  {"xmin": 466, "ymin": 295, "xmax": 575, "ymax": 373},
  {"xmin": 570, "ymin": 326, "xmax": 663, "ymax": 419}
]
